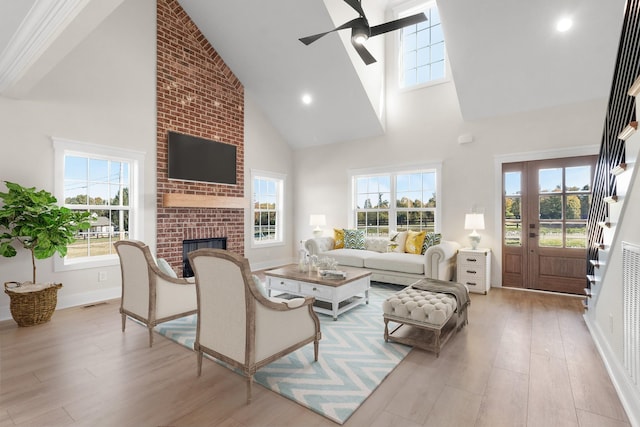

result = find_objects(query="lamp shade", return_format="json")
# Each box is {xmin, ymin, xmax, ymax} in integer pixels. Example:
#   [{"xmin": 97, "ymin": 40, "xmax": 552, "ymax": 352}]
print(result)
[
  {"xmin": 464, "ymin": 213, "xmax": 485, "ymax": 230},
  {"xmin": 309, "ymin": 214, "xmax": 326, "ymax": 227}
]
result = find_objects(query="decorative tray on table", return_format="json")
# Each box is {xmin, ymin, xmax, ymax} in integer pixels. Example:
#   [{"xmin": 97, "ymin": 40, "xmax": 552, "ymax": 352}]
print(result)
[{"xmin": 318, "ymin": 270, "xmax": 347, "ymax": 279}]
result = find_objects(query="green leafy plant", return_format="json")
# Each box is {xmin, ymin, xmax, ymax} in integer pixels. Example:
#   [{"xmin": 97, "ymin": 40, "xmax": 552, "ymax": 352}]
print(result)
[{"xmin": 0, "ymin": 181, "xmax": 91, "ymax": 283}]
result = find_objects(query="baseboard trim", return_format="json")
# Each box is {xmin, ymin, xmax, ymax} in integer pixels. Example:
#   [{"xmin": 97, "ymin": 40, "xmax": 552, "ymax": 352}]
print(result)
[
  {"xmin": 0, "ymin": 287, "xmax": 121, "ymax": 322},
  {"xmin": 584, "ymin": 315, "xmax": 640, "ymax": 427}
]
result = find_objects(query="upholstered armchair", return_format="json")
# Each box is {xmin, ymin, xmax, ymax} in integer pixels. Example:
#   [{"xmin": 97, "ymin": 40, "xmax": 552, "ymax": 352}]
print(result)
[
  {"xmin": 115, "ymin": 240, "xmax": 197, "ymax": 347},
  {"xmin": 188, "ymin": 248, "xmax": 321, "ymax": 403}
]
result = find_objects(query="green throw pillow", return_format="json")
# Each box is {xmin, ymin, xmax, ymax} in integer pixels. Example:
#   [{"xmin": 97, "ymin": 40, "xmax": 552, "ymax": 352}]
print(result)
[
  {"xmin": 343, "ymin": 229, "xmax": 366, "ymax": 250},
  {"xmin": 421, "ymin": 232, "xmax": 442, "ymax": 255}
]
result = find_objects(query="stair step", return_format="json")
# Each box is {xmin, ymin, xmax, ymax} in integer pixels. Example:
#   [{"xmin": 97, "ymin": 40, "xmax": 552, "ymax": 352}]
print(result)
[
  {"xmin": 595, "ymin": 242, "xmax": 606, "ymax": 250},
  {"xmin": 598, "ymin": 221, "xmax": 611, "ymax": 229},
  {"xmin": 604, "ymin": 195, "xmax": 619, "ymax": 204},
  {"xmin": 590, "ymin": 259, "xmax": 603, "ymax": 268},
  {"xmin": 618, "ymin": 121, "xmax": 638, "ymax": 140},
  {"xmin": 584, "ymin": 288, "xmax": 592, "ymax": 298},
  {"xmin": 587, "ymin": 274, "xmax": 597, "ymax": 284},
  {"xmin": 582, "ymin": 299, "xmax": 589, "ymax": 310},
  {"xmin": 611, "ymin": 162, "xmax": 627, "ymax": 176}
]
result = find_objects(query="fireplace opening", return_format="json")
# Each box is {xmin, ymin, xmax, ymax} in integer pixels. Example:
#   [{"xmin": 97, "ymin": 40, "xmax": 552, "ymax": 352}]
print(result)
[{"xmin": 182, "ymin": 237, "xmax": 227, "ymax": 277}]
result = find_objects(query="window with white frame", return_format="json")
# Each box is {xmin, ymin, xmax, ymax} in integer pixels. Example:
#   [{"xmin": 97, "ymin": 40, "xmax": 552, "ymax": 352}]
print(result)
[
  {"xmin": 53, "ymin": 138, "xmax": 144, "ymax": 270},
  {"xmin": 251, "ymin": 170, "xmax": 285, "ymax": 246},
  {"xmin": 352, "ymin": 166, "xmax": 440, "ymax": 235},
  {"xmin": 399, "ymin": 2, "xmax": 445, "ymax": 88}
]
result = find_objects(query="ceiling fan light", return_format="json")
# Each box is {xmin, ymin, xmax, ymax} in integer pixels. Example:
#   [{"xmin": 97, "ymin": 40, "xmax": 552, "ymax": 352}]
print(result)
[
  {"xmin": 351, "ymin": 25, "xmax": 369, "ymax": 45},
  {"xmin": 353, "ymin": 34, "xmax": 368, "ymax": 44}
]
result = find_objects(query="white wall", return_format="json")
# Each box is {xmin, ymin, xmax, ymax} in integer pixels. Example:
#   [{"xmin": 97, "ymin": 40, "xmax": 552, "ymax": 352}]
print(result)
[
  {"xmin": 0, "ymin": 0, "xmax": 156, "ymax": 321},
  {"xmin": 292, "ymin": 72, "xmax": 607, "ymax": 287},
  {"xmin": 244, "ymin": 93, "xmax": 296, "ymax": 270}
]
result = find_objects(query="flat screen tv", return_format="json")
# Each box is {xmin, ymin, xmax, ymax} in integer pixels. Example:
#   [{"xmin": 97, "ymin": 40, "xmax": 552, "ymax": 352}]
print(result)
[{"xmin": 167, "ymin": 131, "xmax": 237, "ymax": 185}]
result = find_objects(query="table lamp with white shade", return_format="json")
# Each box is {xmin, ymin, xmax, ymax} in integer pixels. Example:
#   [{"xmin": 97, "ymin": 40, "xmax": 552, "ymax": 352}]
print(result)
[
  {"xmin": 464, "ymin": 213, "xmax": 485, "ymax": 250},
  {"xmin": 309, "ymin": 214, "xmax": 326, "ymax": 238}
]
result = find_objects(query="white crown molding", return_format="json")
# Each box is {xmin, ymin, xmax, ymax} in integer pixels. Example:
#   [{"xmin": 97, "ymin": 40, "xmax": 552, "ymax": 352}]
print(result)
[{"xmin": 0, "ymin": 0, "xmax": 89, "ymax": 94}]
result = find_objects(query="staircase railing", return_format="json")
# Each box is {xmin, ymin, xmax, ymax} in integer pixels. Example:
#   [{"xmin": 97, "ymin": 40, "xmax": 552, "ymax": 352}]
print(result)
[{"xmin": 586, "ymin": 0, "xmax": 640, "ymax": 309}]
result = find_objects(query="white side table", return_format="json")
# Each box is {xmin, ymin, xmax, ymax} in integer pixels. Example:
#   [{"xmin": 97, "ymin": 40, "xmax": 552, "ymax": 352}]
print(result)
[{"xmin": 457, "ymin": 248, "xmax": 491, "ymax": 294}]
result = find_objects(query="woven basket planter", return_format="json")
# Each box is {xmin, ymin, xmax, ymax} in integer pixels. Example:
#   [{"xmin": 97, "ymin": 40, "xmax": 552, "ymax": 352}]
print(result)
[{"xmin": 4, "ymin": 282, "xmax": 63, "ymax": 327}]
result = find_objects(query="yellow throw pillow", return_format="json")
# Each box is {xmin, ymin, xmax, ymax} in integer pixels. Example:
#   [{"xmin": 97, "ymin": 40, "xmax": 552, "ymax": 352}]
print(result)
[
  {"xmin": 404, "ymin": 230, "xmax": 426, "ymax": 254},
  {"xmin": 334, "ymin": 228, "xmax": 345, "ymax": 249}
]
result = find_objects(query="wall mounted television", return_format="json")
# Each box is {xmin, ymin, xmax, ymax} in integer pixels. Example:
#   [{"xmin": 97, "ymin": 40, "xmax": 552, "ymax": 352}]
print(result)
[{"xmin": 167, "ymin": 131, "xmax": 237, "ymax": 185}]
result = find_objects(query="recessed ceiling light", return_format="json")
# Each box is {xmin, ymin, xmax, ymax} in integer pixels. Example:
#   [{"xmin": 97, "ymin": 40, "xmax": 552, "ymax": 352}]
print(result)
[
  {"xmin": 556, "ymin": 17, "xmax": 573, "ymax": 32},
  {"xmin": 302, "ymin": 94, "xmax": 312, "ymax": 105}
]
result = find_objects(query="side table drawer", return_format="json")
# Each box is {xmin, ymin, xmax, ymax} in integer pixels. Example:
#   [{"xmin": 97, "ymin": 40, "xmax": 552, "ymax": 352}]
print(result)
[
  {"xmin": 458, "ymin": 272, "xmax": 482, "ymax": 290},
  {"xmin": 459, "ymin": 263, "xmax": 486, "ymax": 278},
  {"xmin": 299, "ymin": 282, "xmax": 333, "ymax": 299},
  {"xmin": 268, "ymin": 277, "xmax": 300, "ymax": 293},
  {"xmin": 459, "ymin": 254, "xmax": 485, "ymax": 268}
]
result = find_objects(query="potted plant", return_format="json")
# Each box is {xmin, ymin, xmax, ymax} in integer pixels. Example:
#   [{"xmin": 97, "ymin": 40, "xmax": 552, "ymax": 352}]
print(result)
[{"xmin": 0, "ymin": 181, "xmax": 91, "ymax": 326}]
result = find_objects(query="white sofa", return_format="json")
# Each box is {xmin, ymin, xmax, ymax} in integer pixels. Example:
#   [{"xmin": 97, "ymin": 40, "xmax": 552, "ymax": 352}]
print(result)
[{"xmin": 305, "ymin": 236, "xmax": 461, "ymax": 286}]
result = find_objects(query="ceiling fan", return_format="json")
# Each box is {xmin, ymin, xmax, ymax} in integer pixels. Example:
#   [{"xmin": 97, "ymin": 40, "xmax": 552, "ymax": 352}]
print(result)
[{"xmin": 299, "ymin": 0, "xmax": 427, "ymax": 65}]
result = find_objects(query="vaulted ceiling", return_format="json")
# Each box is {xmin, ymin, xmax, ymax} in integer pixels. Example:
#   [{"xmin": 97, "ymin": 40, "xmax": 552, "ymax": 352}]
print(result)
[{"xmin": 0, "ymin": 0, "xmax": 627, "ymax": 149}]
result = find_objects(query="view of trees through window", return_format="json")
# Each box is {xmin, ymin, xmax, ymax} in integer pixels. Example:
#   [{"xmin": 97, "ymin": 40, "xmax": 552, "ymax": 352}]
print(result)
[
  {"xmin": 64, "ymin": 156, "xmax": 130, "ymax": 258},
  {"xmin": 503, "ymin": 165, "xmax": 591, "ymax": 248},
  {"xmin": 252, "ymin": 175, "xmax": 283, "ymax": 244},
  {"xmin": 354, "ymin": 170, "xmax": 437, "ymax": 235}
]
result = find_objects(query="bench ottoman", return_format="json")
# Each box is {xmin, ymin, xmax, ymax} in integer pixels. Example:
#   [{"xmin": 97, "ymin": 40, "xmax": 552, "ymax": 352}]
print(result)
[{"xmin": 382, "ymin": 283, "xmax": 469, "ymax": 356}]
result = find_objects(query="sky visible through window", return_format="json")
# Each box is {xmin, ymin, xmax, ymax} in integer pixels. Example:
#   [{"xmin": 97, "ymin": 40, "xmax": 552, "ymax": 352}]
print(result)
[
  {"xmin": 64, "ymin": 156, "xmax": 129, "ymax": 205},
  {"xmin": 504, "ymin": 166, "xmax": 591, "ymax": 195}
]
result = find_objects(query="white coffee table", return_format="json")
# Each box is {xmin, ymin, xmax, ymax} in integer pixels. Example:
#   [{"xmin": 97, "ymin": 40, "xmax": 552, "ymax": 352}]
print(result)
[{"xmin": 264, "ymin": 264, "xmax": 371, "ymax": 320}]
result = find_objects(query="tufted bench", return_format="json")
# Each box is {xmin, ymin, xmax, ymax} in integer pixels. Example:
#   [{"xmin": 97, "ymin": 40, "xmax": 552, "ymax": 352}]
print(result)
[{"xmin": 382, "ymin": 285, "xmax": 469, "ymax": 356}]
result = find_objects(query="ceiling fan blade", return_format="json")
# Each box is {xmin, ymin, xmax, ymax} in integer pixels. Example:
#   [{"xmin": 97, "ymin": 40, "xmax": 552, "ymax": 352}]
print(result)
[
  {"xmin": 351, "ymin": 41, "xmax": 376, "ymax": 65},
  {"xmin": 299, "ymin": 18, "xmax": 361, "ymax": 45},
  {"xmin": 369, "ymin": 12, "xmax": 427, "ymax": 37},
  {"xmin": 343, "ymin": 0, "xmax": 366, "ymax": 17}
]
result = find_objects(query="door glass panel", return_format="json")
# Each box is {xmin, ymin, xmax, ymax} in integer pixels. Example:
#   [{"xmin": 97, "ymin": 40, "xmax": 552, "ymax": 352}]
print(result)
[
  {"xmin": 504, "ymin": 222, "xmax": 521, "ymax": 246},
  {"xmin": 566, "ymin": 223, "xmax": 587, "ymax": 248},
  {"xmin": 565, "ymin": 195, "xmax": 584, "ymax": 220},
  {"xmin": 578, "ymin": 194, "xmax": 590, "ymax": 219},
  {"xmin": 565, "ymin": 165, "xmax": 591, "ymax": 192},
  {"xmin": 504, "ymin": 171, "xmax": 522, "ymax": 246},
  {"xmin": 539, "ymin": 195, "xmax": 562, "ymax": 220},
  {"xmin": 539, "ymin": 222, "xmax": 563, "ymax": 247},
  {"xmin": 539, "ymin": 168, "xmax": 562, "ymax": 193},
  {"xmin": 505, "ymin": 172, "xmax": 521, "ymax": 196}
]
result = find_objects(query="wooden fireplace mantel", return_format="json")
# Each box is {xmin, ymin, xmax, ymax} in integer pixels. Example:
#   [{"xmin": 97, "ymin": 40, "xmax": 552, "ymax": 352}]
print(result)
[{"xmin": 162, "ymin": 193, "xmax": 248, "ymax": 209}]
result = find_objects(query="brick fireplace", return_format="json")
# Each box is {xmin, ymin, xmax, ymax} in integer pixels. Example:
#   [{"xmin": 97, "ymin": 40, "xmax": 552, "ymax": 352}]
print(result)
[{"xmin": 156, "ymin": 0, "xmax": 245, "ymax": 277}]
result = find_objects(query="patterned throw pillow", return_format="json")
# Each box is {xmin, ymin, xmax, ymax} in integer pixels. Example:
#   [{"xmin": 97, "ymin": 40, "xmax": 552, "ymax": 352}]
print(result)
[
  {"xmin": 421, "ymin": 232, "xmax": 442, "ymax": 255},
  {"xmin": 344, "ymin": 229, "xmax": 366, "ymax": 249},
  {"xmin": 390, "ymin": 231, "xmax": 408, "ymax": 253},
  {"xmin": 404, "ymin": 230, "xmax": 426, "ymax": 254},
  {"xmin": 334, "ymin": 228, "xmax": 345, "ymax": 249}
]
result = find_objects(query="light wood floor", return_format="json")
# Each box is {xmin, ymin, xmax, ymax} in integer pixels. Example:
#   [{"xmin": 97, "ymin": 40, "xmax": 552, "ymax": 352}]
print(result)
[{"xmin": 0, "ymin": 287, "xmax": 631, "ymax": 427}]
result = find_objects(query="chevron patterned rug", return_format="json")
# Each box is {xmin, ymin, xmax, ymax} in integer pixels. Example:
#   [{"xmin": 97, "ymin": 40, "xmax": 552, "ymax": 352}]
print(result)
[{"xmin": 154, "ymin": 284, "xmax": 411, "ymax": 424}]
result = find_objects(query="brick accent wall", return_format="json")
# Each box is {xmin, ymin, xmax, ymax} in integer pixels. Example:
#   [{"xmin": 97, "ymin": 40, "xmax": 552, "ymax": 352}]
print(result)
[{"xmin": 156, "ymin": 0, "xmax": 244, "ymax": 276}]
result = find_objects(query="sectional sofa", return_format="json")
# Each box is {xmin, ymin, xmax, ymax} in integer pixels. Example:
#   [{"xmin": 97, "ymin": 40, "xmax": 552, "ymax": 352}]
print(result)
[{"xmin": 305, "ymin": 234, "xmax": 461, "ymax": 286}]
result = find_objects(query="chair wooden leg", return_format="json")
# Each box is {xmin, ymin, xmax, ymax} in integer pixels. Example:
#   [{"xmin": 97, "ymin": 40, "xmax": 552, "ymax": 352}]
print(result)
[
  {"xmin": 314, "ymin": 340, "xmax": 319, "ymax": 361},
  {"xmin": 197, "ymin": 351, "xmax": 203, "ymax": 376},
  {"xmin": 148, "ymin": 327, "xmax": 153, "ymax": 347},
  {"xmin": 384, "ymin": 318, "xmax": 390, "ymax": 342},
  {"xmin": 121, "ymin": 313, "xmax": 126, "ymax": 332},
  {"xmin": 246, "ymin": 375, "xmax": 253, "ymax": 404}
]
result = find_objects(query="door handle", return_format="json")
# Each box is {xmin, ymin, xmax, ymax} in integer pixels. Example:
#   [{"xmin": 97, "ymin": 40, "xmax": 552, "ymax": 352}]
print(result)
[{"xmin": 529, "ymin": 232, "xmax": 537, "ymax": 238}]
